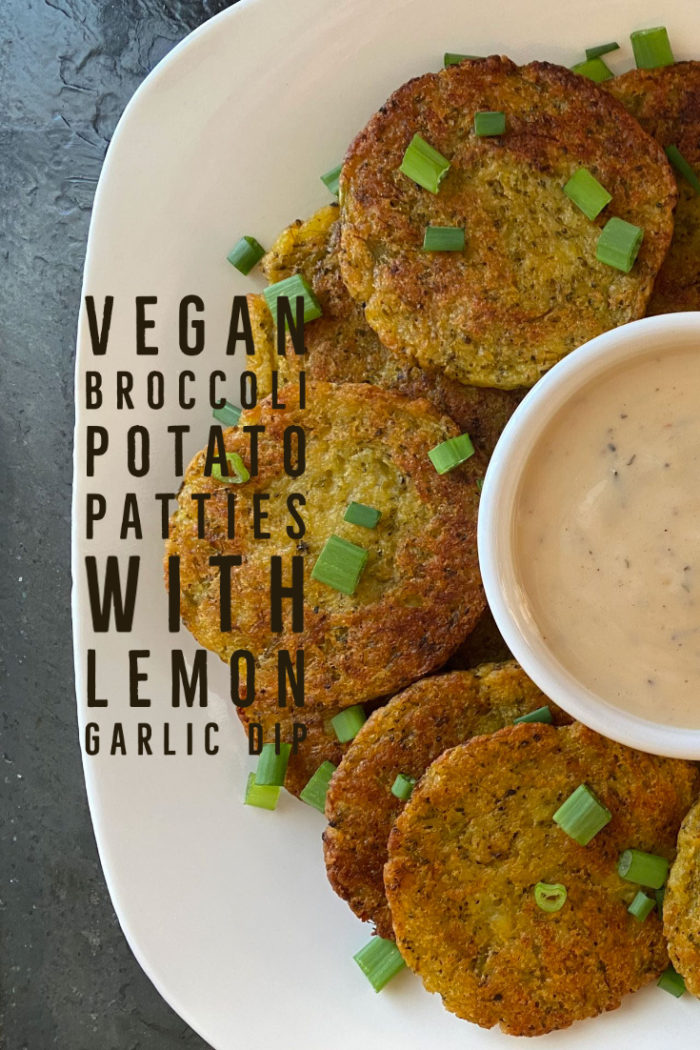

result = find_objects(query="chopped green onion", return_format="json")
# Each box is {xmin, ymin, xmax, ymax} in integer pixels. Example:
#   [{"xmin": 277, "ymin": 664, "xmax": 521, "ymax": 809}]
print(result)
[
  {"xmin": 596, "ymin": 217, "xmax": 644, "ymax": 273},
  {"xmin": 227, "ymin": 235, "xmax": 265, "ymax": 275},
  {"xmin": 553, "ymin": 784, "xmax": 612, "ymax": 845},
  {"xmin": 344, "ymin": 502, "xmax": 382, "ymax": 529},
  {"xmin": 628, "ymin": 890, "xmax": 656, "ymax": 922},
  {"xmin": 444, "ymin": 52, "xmax": 484, "ymax": 66},
  {"xmin": 423, "ymin": 226, "xmax": 465, "ymax": 251},
  {"xmin": 353, "ymin": 936, "xmax": 406, "ymax": 992},
  {"xmin": 399, "ymin": 133, "xmax": 450, "ymax": 194},
  {"xmin": 474, "ymin": 111, "xmax": 506, "ymax": 137},
  {"xmin": 658, "ymin": 965, "xmax": 686, "ymax": 998},
  {"xmin": 331, "ymin": 705, "xmax": 367, "ymax": 743},
  {"xmin": 513, "ymin": 705, "xmax": 553, "ymax": 725},
  {"xmin": 299, "ymin": 760, "xmax": 336, "ymax": 813},
  {"xmin": 476, "ymin": 477, "xmax": 484, "ymax": 492},
  {"xmin": 655, "ymin": 886, "xmax": 666, "ymax": 915},
  {"xmin": 631, "ymin": 26, "xmax": 675, "ymax": 69},
  {"xmin": 391, "ymin": 773, "xmax": 417, "ymax": 800},
  {"xmin": 211, "ymin": 451, "xmax": 250, "ymax": 485},
  {"xmin": 244, "ymin": 771, "xmax": 280, "ymax": 811},
  {"xmin": 665, "ymin": 145, "xmax": 700, "ymax": 194},
  {"xmin": 321, "ymin": 162, "xmax": 342, "ymax": 197},
  {"xmin": 585, "ymin": 41, "xmax": 620, "ymax": 60},
  {"xmin": 255, "ymin": 742, "xmax": 292, "ymax": 786},
  {"xmin": 563, "ymin": 168, "xmax": 612, "ymax": 220},
  {"xmin": 571, "ymin": 57, "xmax": 613, "ymax": 82},
  {"xmin": 534, "ymin": 882, "xmax": 567, "ymax": 912},
  {"xmin": 212, "ymin": 401, "xmax": 242, "ymax": 427},
  {"xmin": 311, "ymin": 535, "xmax": 368, "ymax": 595},
  {"xmin": 618, "ymin": 848, "xmax": 669, "ymax": 889},
  {"xmin": 428, "ymin": 433, "xmax": 475, "ymax": 474},
  {"xmin": 263, "ymin": 273, "xmax": 322, "ymax": 323}
]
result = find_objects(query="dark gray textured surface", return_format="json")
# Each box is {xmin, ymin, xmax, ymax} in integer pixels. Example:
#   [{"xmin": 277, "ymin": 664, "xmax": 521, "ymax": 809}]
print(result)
[{"xmin": 1, "ymin": 3, "xmax": 236, "ymax": 1047}]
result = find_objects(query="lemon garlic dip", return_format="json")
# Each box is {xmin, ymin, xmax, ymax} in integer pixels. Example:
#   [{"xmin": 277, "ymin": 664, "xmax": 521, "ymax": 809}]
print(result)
[{"xmin": 514, "ymin": 345, "xmax": 700, "ymax": 729}]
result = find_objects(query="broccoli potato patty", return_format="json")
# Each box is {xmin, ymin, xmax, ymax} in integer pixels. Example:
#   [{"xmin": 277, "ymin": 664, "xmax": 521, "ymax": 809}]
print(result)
[
  {"xmin": 323, "ymin": 663, "xmax": 568, "ymax": 939},
  {"xmin": 384, "ymin": 723, "xmax": 699, "ymax": 1035},
  {"xmin": 606, "ymin": 61, "xmax": 700, "ymax": 314},
  {"xmin": 340, "ymin": 56, "xmax": 676, "ymax": 388},
  {"xmin": 663, "ymin": 796, "xmax": 700, "ymax": 996},
  {"xmin": 166, "ymin": 382, "xmax": 485, "ymax": 713},
  {"xmin": 250, "ymin": 205, "xmax": 523, "ymax": 458}
]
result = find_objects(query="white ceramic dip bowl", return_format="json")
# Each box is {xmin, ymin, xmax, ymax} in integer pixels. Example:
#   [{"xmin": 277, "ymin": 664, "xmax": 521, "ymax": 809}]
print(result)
[{"xmin": 478, "ymin": 312, "xmax": 700, "ymax": 759}]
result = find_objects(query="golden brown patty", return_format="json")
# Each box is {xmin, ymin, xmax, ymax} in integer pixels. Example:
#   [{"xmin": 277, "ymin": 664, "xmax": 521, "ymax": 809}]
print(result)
[
  {"xmin": 384, "ymin": 722, "xmax": 698, "ymax": 1036},
  {"xmin": 323, "ymin": 663, "xmax": 569, "ymax": 939},
  {"xmin": 166, "ymin": 382, "xmax": 485, "ymax": 712},
  {"xmin": 606, "ymin": 62, "xmax": 700, "ymax": 314},
  {"xmin": 253, "ymin": 205, "xmax": 524, "ymax": 458},
  {"xmin": 664, "ymin": 796, "xmax": 700, "ymax": 995},
  {"xmin": 340, "ymin": 56, "xmax": 676, "ymax": 389}
]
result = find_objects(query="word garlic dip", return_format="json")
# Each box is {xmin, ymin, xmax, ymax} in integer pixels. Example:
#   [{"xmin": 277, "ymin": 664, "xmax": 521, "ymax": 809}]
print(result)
[{"xmin": 514, "ymin": 346, "xmax": 700, "ymax": 729}]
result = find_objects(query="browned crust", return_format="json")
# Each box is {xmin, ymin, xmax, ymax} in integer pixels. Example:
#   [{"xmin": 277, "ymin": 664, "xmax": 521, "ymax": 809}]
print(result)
[
  {"xmin": 165, "ymin": 382, "xmax": 485, "ymax": 713},
  {"xmin": 236, "ymin": 695, "xmax": 387, "ymax": 799},
  {"xmin": 446, "ymin": 604, "xmax": 512, "ymax": 668},
  {"xmin": 384, "ymin": 722, "xmax": 699, "ymax": 1036},
  {"xmin": 606, "ymin": 61, "xmax": 700, "ymax": 314},
  {"xmin": 340, "ymin": 56, "xmax": 676, "ymax": 388},
  {"xmin": 664, "ymin": 796, "xmax": 700, "ymax": 995},
  {"xmin": 323, "ymin": 662, "xmax": 569, "ymax": 938}
]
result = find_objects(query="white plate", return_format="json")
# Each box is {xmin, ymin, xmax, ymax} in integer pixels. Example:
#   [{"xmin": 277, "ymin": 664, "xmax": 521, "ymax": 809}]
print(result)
[{"xmin": 72, "ymin": 1, "xmax": 700, "ymax": 1047}]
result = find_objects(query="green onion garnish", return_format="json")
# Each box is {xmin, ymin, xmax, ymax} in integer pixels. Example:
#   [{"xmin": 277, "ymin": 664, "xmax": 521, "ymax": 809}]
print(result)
[
  {"xmin": 553, "ymin": 784, "xmax": 612, "ymax": 845},
  {"xmin": 571, "ymin": 57, "xmax": 613, "ymax": 82},
  {"xmin": 399, "ymin": 133, "xmax": 450, "ymax": 194},
  {"xmin": 391, "ymin": 773, "xmax": 417, "ymax": 801},
  {"xmin": 476, "ymin": 477, "xmax": 484, "ymax": 492},
  {"xmin": 211, "ymin": 451, "xmax": 250, "ymax": 485},
  {"xmin": 665, "ymin": 145, "xmax": 700, "ymax": 194},
  {"xmin": 585, "ymin": 41, "xmax": 620, "ymax": 60},
  {"xmin": 596, "ymin": 217, "xmax": 644, "ymax": 273},
  {"xmin": 428, "ymin": 433, "xmax": 475, "ymax": 474},
  {"xmin": 658, "ymin": 965, "xmax": 686, "ymax": 998},
  {"xmin": 444, "ymin": 52, "xmax": 484, "ymax": 66},
  {"xmin": 628, "ymin": 890, "xmax": 656, "ymax": 922},
  {"xmin": 655, "ymin": 886, "xmax": 666, "ymax": 915},
  {"xmin": 618, "ymin": 848, "xmax": 669, "ymax": 889},
  {"xmin": 344, "ymin": 502, "xmax": 382, "ymax": 529},
  {"xmin": 331, "ymin": 705, "xmax": 367, "ymax": 743},
  {"xmin": 423, "ymin": 226, "xmax": 465, "ymax": 251},
  {"xmin": 212, "ymin": 401, "xmax": 242, "ymax": 427},
  {"xmin": 321, "ymin": 162, "xmax": 342, "ymax": 197},
  {"xmin": 473, "ymin": 111, "xmax": 506, "ymax": 137},
  {"xmin": 563, "ymin": 168, "xmax": 612, "ymax": 220},
  {"xmin": 244, "ymin": 771, "xmax": 281, "ymax": 811},
  {"xmin": 631, "ymin": 26, "xmax": 675, "ymax": 70},
  {"xmin": 311, "ymin": 535, "xmax": 368, "ymax": 595},
  {"xmin": 353, "ymin": 936, "xmax": 406, "ymax": 992},
  {"xmin": 263, "ymin": 273, "xmax": 322, "ymax": 323},
  {"xmin": 227, "ymin": 235, "xmax": 265, "ymax": 276},
  {"xmin": 255, "ymin": 742, "xmax": 292, "ymax": 786},
  {"xmin": 299, "ymin": 760, "xmax": 336, "ymax": 813},
  {"xmin": 513, "ymin": 705, "xmax": 553, "ymax": 725},
  {"xmin": 534, "ymin": 882, "xmax": 567, "ymax": 912}
]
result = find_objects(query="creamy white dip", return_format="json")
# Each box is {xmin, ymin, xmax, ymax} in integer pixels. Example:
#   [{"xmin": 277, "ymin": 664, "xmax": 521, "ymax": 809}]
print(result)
[{"xmin": 514, "ymin": 346, "xmax": 700, "ymax": 729}]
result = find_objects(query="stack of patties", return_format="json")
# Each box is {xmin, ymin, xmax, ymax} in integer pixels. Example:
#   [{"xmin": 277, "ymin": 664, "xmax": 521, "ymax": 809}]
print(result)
[
  {"xmin": 323, "ymin": 662, "xmax": 700, "ymax": 1034},
  {"xmin": 168, "ymin": 51, "xmax": 680, "ymax": 791}
]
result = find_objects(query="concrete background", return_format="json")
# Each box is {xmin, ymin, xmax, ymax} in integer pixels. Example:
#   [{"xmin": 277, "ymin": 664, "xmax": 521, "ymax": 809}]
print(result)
[{"xmin": 1, "ymin": 3, "xmax": 238, "ymax": 1046}]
